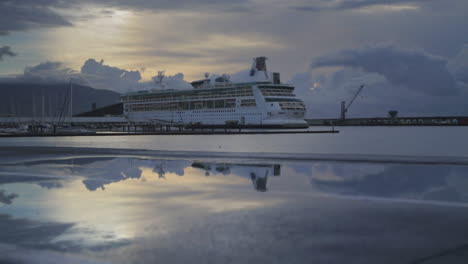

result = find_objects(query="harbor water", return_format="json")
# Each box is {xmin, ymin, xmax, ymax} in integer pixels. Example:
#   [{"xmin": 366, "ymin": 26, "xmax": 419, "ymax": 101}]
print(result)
[{"xmin": 1, "ymin": 126, "xmax": 467, "ymax": 263}]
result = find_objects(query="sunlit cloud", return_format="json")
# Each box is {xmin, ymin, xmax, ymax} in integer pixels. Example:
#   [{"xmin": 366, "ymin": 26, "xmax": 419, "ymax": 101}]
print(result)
[
  {"xmin": 37, "ymin": 6, "xmax": 285, "ymax": 81},
  {"xmin": 355, "ymin": 4, "xmax": 420, "ymax": 13}
]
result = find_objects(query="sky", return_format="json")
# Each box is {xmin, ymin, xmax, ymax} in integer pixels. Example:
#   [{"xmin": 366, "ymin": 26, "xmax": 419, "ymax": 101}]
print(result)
[{"xmin": 0, "ymin": 0, "xmax": 467, "ymax": 117}]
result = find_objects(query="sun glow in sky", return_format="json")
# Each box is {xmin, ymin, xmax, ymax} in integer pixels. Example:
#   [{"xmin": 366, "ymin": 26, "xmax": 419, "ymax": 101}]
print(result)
[{"xmin": 44, "ymin": 8, "xmax": 137, "ymax": 73}]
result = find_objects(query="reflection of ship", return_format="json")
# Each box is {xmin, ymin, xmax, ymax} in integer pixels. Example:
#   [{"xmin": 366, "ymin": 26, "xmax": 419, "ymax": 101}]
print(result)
[
  {"xmin": 191, "ymin": 162, "xmax": 281, "ymax": 192},
  {"xmin": 10, "ymin": 157, "xmax": 281, "ymax": 192}
]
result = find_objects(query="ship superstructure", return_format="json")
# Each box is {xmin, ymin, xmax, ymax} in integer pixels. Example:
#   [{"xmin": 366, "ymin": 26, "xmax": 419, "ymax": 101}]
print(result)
[{"xmin": 120, "ymin": 57, "xmax": 308, "ymax": 128}]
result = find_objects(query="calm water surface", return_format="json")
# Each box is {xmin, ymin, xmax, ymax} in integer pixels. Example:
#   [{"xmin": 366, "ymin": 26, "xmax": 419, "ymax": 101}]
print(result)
[
  {"xmin": 1, "ymin": 126, "xmax": 467, "ymax": 157},
  {"xmin": 1, "ymin": 128, "xmax": 468, "ymax": 263},
  {"xmin": 1, "ymin": 151, "xmax": 468, "ymax": 263}
]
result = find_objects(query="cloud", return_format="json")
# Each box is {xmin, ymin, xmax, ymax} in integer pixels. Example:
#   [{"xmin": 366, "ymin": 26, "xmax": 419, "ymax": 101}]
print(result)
[
  {"xmin": 291, "ymin": 43, "xmax": 468, "ymax": 118},
  {"xmin": 0, "ymin": 46, "xmax": 16, "ymax": 60},
  {"xmin": 0, "ymin": 190, "xmax": 18, "ymax": 204},
  {"xmin": 0, "ymin": 59, "xmax": 139, "ymax": 92},
  {"xmin": 21, "ymin": 61, "xmax": 80, "ymax": 83},
  {"xmin": 289, "ymin": 58, "xmax": 468, "ymax": 118},
  {"xmin": 0, "ymin": 0, "xmax": 252, "ymax": 35},
  {"xmin": 137, "ymin": 72, "xmax": 193, "ymax": 91},
  {"xmin": 448, "ymin": 45, "xmax": 468, "ymax": 84},
  {"xmin": 0, "ymin": 58, "xmax": 195, "ymax": 92},
  {"xmin": 80, "ymin": 58, "xmax": 142, "ymax": 92},
  {"xmin": 151, "ymin": 73, "xmax": 193, "ymax": 90},
  {"xmin": 0, "ymin": 0, "xmax": 72, "ymax": 35},
  {"xmin": 292, "ymin": 0, "xmax": 428, "ymax": 12},
  {"xmin": 294, "ymin": 70, "xmax": 440, "ymax": 118},
  {"xmin": 83, "ymin": 0, "xmax": 251, "ymax": 13},
  {"xmin": 310, "ymin": 44, "xmax": 459, "ymax": 96}
]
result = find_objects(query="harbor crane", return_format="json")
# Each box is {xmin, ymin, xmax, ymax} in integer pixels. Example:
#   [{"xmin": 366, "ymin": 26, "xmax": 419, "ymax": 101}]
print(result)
[{"xmin": 340, "ymin": 84, "xmax": 365, "ymax": 120}]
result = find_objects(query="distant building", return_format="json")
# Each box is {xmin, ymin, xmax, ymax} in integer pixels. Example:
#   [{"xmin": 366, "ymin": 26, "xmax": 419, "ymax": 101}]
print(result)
[{"xmin": 74, "ymin": 103, "xmax": 123, "ymax": 117}]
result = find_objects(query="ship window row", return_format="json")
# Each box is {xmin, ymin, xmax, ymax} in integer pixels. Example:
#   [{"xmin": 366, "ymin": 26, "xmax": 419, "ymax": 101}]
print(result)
[
  {"xmin": 191, "ymin": 109, "xmax": 236, "ymax": 113},
  {"xmin": 259, "ymin": 88, "xmax": 294, "ymax": 97},
  {"xmin": 126, "ymin": 99, "xmax": 243, "ymax": 112},
  {"xmin": 183, "ymin": 111, "xmax": 262, "ymax": 115},
  {"xmin": 259, "ymin": 87, "xmax": 294, "ymax": 92},
  {"xmin": 122, "ymin": 87, "xmax": 254, "ymax": 102},
  {"xmin": 279, "ymin": 102, "xmax": 306, "ymax": 110},
  {"xmin": 265, "ymin": 98, "xmax": 302, "ymax": 102},
  {"xmin": 128, "ymin": 112, "xmax": 263, "ymax": 118},
  {"xmin": 183, "ymin": 113, "xmax": 262, "ymax": 118},
  {"xmin": 258, "ymin": 85, "xmax": 294, "ymax": 90},
  {"xmin": 260, "ymin": 92, "xmax": 295, "ymax": 97},
  {"xmin": 240, "ymin": 99, "xmax": 257, "ymax": 107}
]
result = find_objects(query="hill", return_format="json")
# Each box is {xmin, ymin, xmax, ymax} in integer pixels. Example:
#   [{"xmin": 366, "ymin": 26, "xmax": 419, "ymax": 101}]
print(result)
[{"xmin": 0, "ymin": 82, "xmax": 120, "ymax": 117}]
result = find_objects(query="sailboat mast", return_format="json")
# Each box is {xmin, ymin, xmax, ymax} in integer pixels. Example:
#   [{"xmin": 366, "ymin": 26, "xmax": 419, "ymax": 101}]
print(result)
[
  {"xmin": 69, "ymin": 80, "xmax": 73, "ymax": 121},
  {"xmin": 32, "ymin": 94, "xmax": 36, "ymax": 121},
  {"xmin": 41, "ymin": 87, "xmax": 45, "ymax": 122}
]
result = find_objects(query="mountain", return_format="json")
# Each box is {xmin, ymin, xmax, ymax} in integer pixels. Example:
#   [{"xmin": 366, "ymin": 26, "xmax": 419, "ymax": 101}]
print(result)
[{"xmin": 0, "ymin": 82, "xmax": 120, "ymax": 117}]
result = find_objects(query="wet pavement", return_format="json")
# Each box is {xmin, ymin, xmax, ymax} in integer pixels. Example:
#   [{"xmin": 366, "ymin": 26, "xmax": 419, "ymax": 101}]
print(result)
[{"xmin": 1, "ymin": 149, "xmax": 468, "ymax": 263}]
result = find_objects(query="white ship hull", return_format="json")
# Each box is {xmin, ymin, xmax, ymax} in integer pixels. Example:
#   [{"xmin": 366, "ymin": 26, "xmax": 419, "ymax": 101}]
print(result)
[{"xmin": 126, "ymin": 108, "xmax": 308, "ymax": 128}]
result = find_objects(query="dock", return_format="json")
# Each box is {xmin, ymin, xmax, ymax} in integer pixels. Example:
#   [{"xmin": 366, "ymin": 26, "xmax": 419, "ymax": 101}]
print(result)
[{"xmin": 0, "ymin": 126, "xmax": 338, "ymax": 137}]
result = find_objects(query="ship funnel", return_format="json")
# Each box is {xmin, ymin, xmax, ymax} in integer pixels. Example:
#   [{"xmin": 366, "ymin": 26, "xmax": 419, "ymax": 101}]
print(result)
[
  {"xmin": 250, "ymin": 56, "xmax": 269, "ymax": 79},
  {"xmin": 273, "ymin": 72, "xmax": 280, "ymax": 84}
]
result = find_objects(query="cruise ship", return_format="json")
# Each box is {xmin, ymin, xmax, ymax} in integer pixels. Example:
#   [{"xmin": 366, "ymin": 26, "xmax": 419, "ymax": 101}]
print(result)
[{"xmin": 120, "ymin": 57, "xmax": 308, "ymax": 128}]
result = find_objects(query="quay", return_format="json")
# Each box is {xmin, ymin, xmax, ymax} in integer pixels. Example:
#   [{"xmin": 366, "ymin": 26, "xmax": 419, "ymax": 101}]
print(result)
[
  {"xmin": 307, "ymin": 116, "xmax": 468, "ymax": 126},
  {"xmin": 0, "ymin": 129, "xmax": 338, "ymax": 137},
  {"xmin": 0, "ymin": 116, "xmax": 338, "ymax": 137}
]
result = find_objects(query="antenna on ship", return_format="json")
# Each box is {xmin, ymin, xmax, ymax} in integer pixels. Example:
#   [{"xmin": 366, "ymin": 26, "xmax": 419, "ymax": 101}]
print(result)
[
  {"xmin": 156, "ymin": 71, "xmax": 165, "ymax": 83},
  {"xmin": 153, "ymin": 71, "xmax": 166, "ymax": 90}
]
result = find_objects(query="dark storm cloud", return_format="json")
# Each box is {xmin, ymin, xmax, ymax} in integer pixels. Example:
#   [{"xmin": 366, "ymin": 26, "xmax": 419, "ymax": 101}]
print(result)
[
  {"xmin": 290, "ymin": 68, "xmax": 468, "ymax": 118},
  {"xmin": 0, "ymin": 0, "xmax": 72, "ymax": 35},
  {"xmin": 288, "ymin": 44, "xmax": 468, "ymax": 117},
  {"xmin": 0, "ymin": 46, "xmax": 16, "ymax": 60},
  {"xmin": 311, "ymin": 44, "xmax": 459, "ymax": 96},
  {"xmin": 292, "ymin": 0, "xmax": 431, "ymax": 12}
]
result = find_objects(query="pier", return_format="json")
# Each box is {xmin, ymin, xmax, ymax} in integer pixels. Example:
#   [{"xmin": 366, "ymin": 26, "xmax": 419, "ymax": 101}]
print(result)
[
  {"xmin": 0, "ymin": 116, "xmax": 338, "ymax": 137},
  {"xmin": 0, "ymin": 129, "xmax": 339, "ymax": 137},
  {"xmin": 307, "ymin": 116, "xmax": 468, "ymax": 126}
]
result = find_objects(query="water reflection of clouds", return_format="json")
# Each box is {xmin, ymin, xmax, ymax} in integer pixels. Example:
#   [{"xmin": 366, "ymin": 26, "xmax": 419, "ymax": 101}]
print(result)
[
  {"xmin": 2, "ymin": 156, "xmax": 468, "ymax": 263},
  {"xmin": 307, "ymin": 163, "xmax": 468, "ymax": 203},
  {"xmin": 0, "ymin": 214, "xmax": 74, "ymax": 249},
  {"xmin": 3, "ymin": 156, "xmax": 468, "ymax": 204},
  {"xmin": 19, "ymin": 157, "xmax": 282, "ymax": 193},
  {"xmin": 0, "ymin": 157, "xmax": 286, "ymax": 253}
]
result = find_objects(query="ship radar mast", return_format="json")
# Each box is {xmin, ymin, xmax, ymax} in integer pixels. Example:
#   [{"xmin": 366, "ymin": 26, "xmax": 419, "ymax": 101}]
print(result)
[
  {"xmin": 152, "ymin": 71, "xmax": 166, "ymax": 90},
  {"xmin": 156, "ymin": 71, "xmax": 165, "ymax": 83}
]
